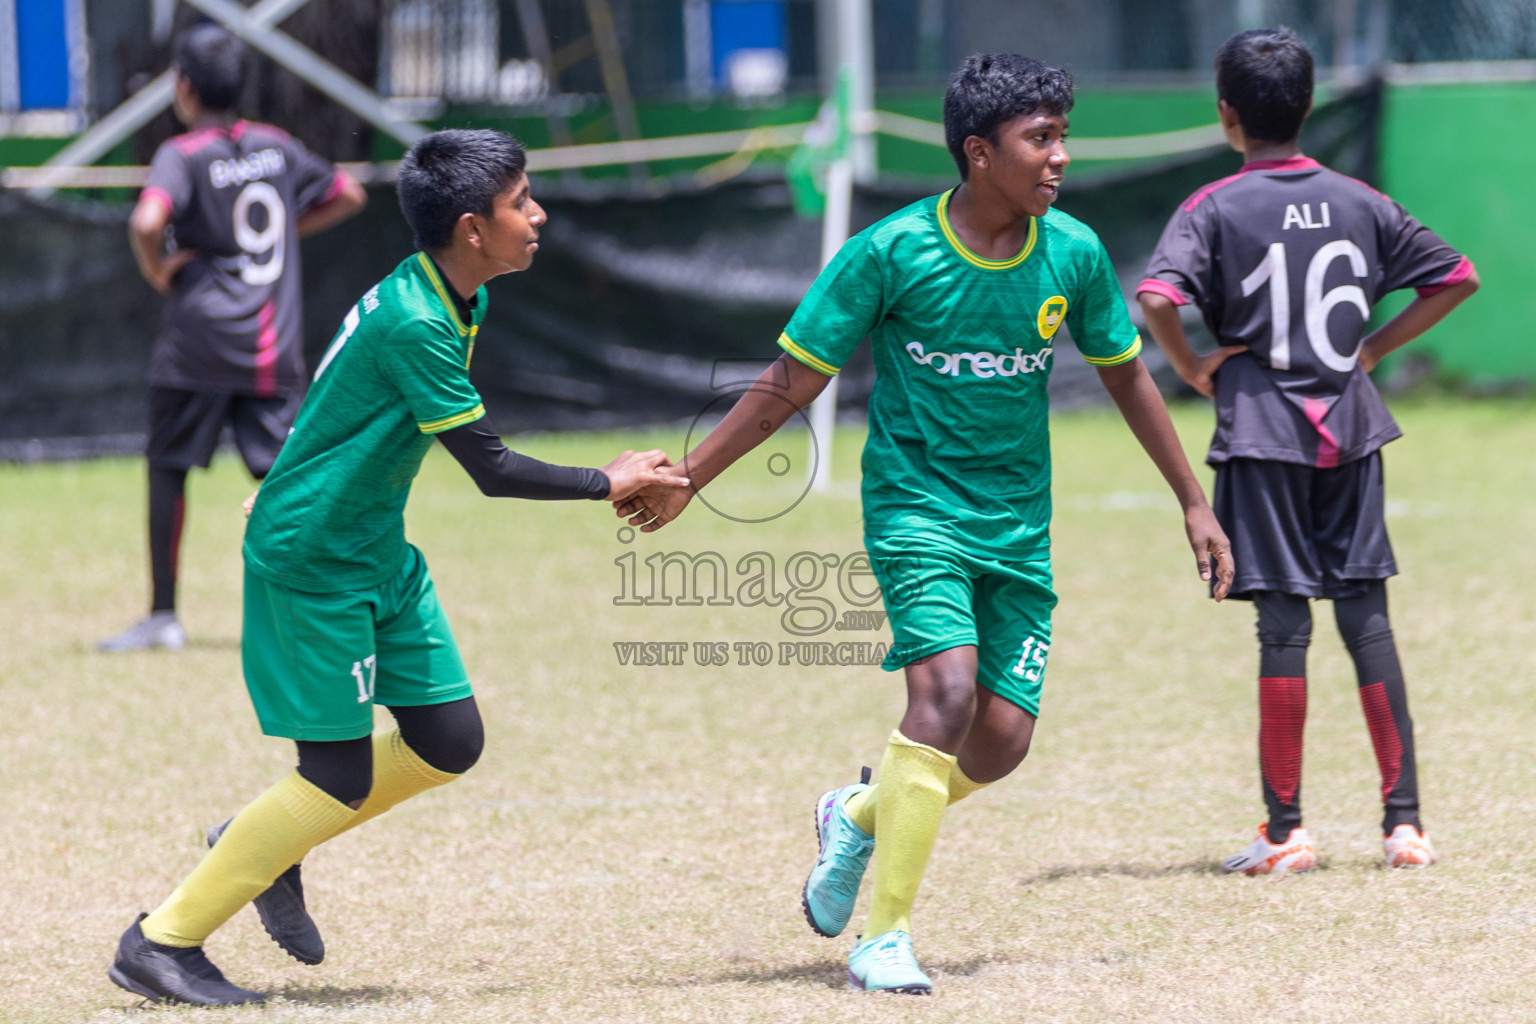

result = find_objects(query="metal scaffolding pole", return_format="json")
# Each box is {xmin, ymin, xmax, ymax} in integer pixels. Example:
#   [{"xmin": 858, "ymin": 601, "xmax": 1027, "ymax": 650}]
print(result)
[
  {"xmin": 511, "ymin": 0, "xmax": 576, "ymax": 154},
  {"xmin": 180, "ymin": 0, "xmax": 427, "ymax": 146},
  {"xmin": 583, "ymin": 0, "xmax": 648, "ymax": 183},
  {"xmin": 27, "ymin": 0, "xmax": 314, "ymax": 196}
]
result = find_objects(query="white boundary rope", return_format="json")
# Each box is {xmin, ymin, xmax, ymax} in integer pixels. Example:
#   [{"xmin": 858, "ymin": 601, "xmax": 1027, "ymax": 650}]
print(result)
[
  {"xmin": 10, "ymin": 59, "xmax": 1534, "ymax": 191},
  {"xmin": 2, "ymin": 112, "xmax": 1230, "ymax": 189},
  {"xmin": 872, "ymin": 109, "xmax": 1227, "ymax": 159}
]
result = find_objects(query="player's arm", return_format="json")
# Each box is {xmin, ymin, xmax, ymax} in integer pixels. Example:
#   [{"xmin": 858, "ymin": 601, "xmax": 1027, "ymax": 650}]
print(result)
[
  {"xmin": 296, "ymin": 169, "xmax": 367, "ymax": 238},
  {"xmin": 1358, "ymin": 270, "xmax": 1480, "ymax": 372},
  {"xmin": 617, "ymin": 352, "xmax": 831, "ymax": 532},
  {"xmin": 617, "ymin": 230, "xmax": 876, "ymax": 530},
  {"xmin": 1136, "ymin": 203, "xmax": 1243, "ymax": 397},
  {"xmin": 382, "ymin": 317, "xmax": 686, "ymax": 503},
  {"xmin": 1095, "ymin": 357, "xmax": 1234, "ymax": 600},
  {"xmin": 437, "ymin": 419, "xmax": 689, "ymax": 503},
  {"xmin": 1137, "ymin": 292, "xmax": 1245, "ymax": 399},
  {"xmin": 127, "ymin": 196, "xmax": 197, "ymax": 296}
]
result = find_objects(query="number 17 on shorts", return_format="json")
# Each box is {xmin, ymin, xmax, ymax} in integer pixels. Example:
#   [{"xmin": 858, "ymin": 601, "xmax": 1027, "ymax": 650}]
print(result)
[
  {"xmin": 351, "ymin": 654, "xmax": 377, "ymax": 703},
  {"xmin": 243, "ymin": 551, "xmax": 474, "ymax": 741}
]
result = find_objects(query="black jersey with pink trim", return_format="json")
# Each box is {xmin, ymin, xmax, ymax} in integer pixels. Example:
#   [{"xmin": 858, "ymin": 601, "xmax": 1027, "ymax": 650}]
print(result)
[
  {"xmin": 1138, "ymin": 157, "xmax": 1471, "ymax": 467},
  {"xmin": 141, "ymin": 120, "xmax": 342, "ymax": 396}
]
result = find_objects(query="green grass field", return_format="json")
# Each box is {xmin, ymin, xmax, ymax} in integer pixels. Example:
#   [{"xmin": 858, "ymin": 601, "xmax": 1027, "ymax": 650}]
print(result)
[{"xmin": 3, "ymin": 400, "xmax": 1534, "ymax": 1023}]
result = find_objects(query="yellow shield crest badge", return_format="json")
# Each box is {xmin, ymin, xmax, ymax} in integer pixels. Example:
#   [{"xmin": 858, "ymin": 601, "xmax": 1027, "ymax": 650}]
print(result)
[{"xmin": 1037, "ymin": 296, "xmax": 1068, "ymax": 340}]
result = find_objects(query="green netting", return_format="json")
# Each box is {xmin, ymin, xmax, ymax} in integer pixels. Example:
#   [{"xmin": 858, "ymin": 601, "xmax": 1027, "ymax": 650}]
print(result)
[{"xmin": 0, "ymin": 81, "xmax": 1381, "ymax": 455}]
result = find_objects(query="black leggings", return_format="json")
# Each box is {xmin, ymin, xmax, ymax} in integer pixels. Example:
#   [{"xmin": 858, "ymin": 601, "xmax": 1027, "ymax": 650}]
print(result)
[
  {"xmin": 1254, "ymin": 582, "xmax": 1396, "ymax": 665},
  {"xmin": 295, "ymin": 696, "xmax": 484, "ymax": 805},
  {"xmin": 148, "ymin": 465, "xmax": 188, "ymax": 612},
  {"xmin": 1253, "ymin": 582, "xmax": 1420, "ymax": 835}
]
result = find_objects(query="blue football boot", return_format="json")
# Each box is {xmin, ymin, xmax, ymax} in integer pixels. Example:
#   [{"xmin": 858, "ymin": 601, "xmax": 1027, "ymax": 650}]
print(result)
[
  {"xmin": 801, "ymin": 768, "xmax": 874, "ymax": 938},
  {"xmin": 847, "ymin": 929, "xmax": 933, "ymax": 994}
]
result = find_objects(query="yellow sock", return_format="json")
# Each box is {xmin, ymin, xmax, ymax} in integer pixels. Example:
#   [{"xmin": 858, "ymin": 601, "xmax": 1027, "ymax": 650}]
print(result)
[
  {"xmin": 320, "ymin": 729, "xmax": 463, "ymax": 842},
  {"xmin": 862, "ymin": 730, "xmax": 955, "ymax": 937},
  {"xmin": 946, "ymin": 761, "xmax": 991, "ymax": 805},
  {"xmin": 844, "ymin": 760, "xmax": 991, "ymax": 836},
  {"xmin": 141, "ymin": 772, "xmax": 355, "ymax": 947},
  {"xmin": 845, "ymin": 784, "xmax": 878, "ymax": 835}
]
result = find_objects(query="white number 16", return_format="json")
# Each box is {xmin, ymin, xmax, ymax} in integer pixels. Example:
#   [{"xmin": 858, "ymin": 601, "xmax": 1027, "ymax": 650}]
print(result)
[{"xmin": 1241, "ymin": 239, "xmax": 1369, "ymax": 372}]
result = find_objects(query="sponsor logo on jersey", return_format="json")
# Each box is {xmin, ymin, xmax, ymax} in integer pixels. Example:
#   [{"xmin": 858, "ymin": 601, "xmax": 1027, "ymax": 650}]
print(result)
[
  {"xmin": 904, "ymin": 340, "xmax": 1052, "ymax": 379},
  {"xmin": 209, "ymin": 148, "xmax": 287, "ymax": 189},
  {"xmin": 1036, "ymin": 295, "xmax": 1068, "ymax": 340}
]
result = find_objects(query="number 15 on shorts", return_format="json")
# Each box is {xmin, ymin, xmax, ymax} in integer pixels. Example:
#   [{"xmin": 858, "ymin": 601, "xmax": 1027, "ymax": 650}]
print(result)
[
  {"xmin": 351, "ymin": 654, "xmax": 377, "ymax": 703},
  {"xmin": 1010, "ymin": 636, "xmax": 1049, "ymax": 682}
]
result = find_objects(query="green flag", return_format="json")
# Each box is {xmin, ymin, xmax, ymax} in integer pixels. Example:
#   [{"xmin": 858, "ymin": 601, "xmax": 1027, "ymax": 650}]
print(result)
[{"xmin": 786, "ymin": 67, "xmax": 852, "ymax": 218}]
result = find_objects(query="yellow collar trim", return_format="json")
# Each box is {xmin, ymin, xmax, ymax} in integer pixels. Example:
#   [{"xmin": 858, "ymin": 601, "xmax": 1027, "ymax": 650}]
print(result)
[
  {"xmin": 936, "ymin": 189, "xmax": 1037, "ymax": 271},
  {"xmin": 416, "ymin": 252, "xmax": 472, "ymax": 336}
]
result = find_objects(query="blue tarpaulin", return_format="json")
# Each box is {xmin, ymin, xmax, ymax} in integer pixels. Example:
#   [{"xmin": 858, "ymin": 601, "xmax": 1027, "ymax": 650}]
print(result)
[
  {"xmin": 16, "ymin": 0, "xmax": 72, "ymax": 110},
  {"xmin": 710, "ymin": 0, "xmax": 786, "ymax": 79}
]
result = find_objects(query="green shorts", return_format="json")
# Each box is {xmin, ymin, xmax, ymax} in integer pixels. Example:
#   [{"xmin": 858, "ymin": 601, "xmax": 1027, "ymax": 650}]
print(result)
[
  {"xmin": 242, "ymin": 545, "xmax": 473, "ymax": 740},
  {"xmin": 866, "ymin": 533, "xmax": 1057, "ymax": 717}
]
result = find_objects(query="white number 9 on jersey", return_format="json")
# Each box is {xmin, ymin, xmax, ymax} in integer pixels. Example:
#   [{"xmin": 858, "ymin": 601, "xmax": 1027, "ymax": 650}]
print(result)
[{"xmin": 233, "ymin": 181, "xmax": 287, "ymax": 286}]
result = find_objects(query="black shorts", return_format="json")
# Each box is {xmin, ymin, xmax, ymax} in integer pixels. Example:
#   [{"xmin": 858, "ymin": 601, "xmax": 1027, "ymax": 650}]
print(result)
[
  {"xmin": 146, "ymin": 387, "xmax": 302, "ymax": 478},
  {"xmin": 1213, "ymin": 453, "xmax": 1396, "ymax": 601}
]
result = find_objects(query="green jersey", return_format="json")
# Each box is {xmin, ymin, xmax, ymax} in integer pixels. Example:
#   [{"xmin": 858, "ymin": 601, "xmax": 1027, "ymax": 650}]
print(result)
[
  {"xmin": 780, "ymin": 189, "xmax": 1140, "ymax": 554},
  {"xmin": 245, "ymin": 252, "xmax": 488, "ymax": 592}
]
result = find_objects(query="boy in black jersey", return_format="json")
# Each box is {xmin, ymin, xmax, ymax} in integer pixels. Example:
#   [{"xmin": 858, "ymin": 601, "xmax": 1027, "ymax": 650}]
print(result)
[
  {"xmin": 100, "ymin": 24, "xmax": 366, "ymax": 651},
  {"xmin": 1137, "ymin": 28, "xmax": 1478, "ymax": 873}
]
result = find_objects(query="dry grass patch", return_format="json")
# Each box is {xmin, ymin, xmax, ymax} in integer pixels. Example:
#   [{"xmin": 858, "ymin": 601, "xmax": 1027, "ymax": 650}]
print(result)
[{"xmin": 1, "ymin": 401, "xmax": 1532, "ymax": 1023}]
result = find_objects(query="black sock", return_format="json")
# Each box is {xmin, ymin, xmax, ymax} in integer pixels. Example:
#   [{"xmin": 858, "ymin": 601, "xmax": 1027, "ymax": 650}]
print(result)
[
  {"xmin": 148, "ymin": 465, "xmax": 188, "ymax": 613},
  {"xmin": 1335, "ymin": 582, "xmax": 1421, "ymax": 834},
  {"xmin": 1255, "ymin": 591, "xmax": 1311, "ymax": 844}
]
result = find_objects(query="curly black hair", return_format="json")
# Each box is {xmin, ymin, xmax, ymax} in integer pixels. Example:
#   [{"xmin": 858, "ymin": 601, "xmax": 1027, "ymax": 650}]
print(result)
[{"xmin": 943, "ymin": 53, "xmax": 1074, "ymax": 179}]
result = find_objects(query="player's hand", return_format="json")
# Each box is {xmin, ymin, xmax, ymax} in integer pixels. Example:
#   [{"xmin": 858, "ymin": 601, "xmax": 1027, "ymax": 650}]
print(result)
[
  {"xmin": 1185, "ymin": 345, "xmax": 1245, "ymax": 398},
  {"xmin": 1357, "ymin": 340, "xmax": 1387, "ymax": 374},
  {"xmin": 614, "ymin": 462, "xmax": 693, "ymax": 532},
  {"xmin": 1185, "ymin": 504, "xmax": 1234, "ymax": 601},
  {"xmin": 602, "ymin": 449, "xmax": 691, "ymax": 505},
  {"xmin": 243, "ymin": 490, "xmax": 258, "ymax": 518},
  {"xmin": 150, "ymin": 248, "xmax": 200, "ymax": 295}
]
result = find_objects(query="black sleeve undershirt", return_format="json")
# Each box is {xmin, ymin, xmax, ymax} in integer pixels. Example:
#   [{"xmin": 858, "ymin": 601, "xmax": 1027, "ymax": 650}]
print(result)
[{"xmin": 437, "ymin": 418, "xmax": 609, "ymax": 500}]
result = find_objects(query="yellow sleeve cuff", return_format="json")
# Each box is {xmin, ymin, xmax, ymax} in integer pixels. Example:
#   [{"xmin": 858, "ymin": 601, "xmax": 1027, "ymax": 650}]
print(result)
[
  {"xmin": 1080, "ymin": 334, "xmax": 1142, "ymax": 367},
  {"xmin": 777, "ymin": 332, "xmax": 840, "ymax": 377},
  {"xmin": 418, "ymin": 403, "xmax": 485, "ymax": 434}
]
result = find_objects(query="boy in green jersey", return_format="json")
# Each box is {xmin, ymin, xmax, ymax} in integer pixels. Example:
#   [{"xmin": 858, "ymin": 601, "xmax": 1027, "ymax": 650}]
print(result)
[
  {"xmin": 617, "ymin": 54, "xmax": 1234, "ymax": 993},
  {"xmin": 109, "ymin": 129, "xmax": 689, "ymax": 1007}
]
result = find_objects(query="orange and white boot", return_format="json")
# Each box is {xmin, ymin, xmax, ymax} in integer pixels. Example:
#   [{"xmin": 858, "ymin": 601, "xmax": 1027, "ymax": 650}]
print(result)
[
  {"xmin": 1222, "ymin": 824, "xmax": 1317, "ymax": 875},
  {"xmin": 1383, "ymin": 824, "xmax": 1437, "ymax": 867}
]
